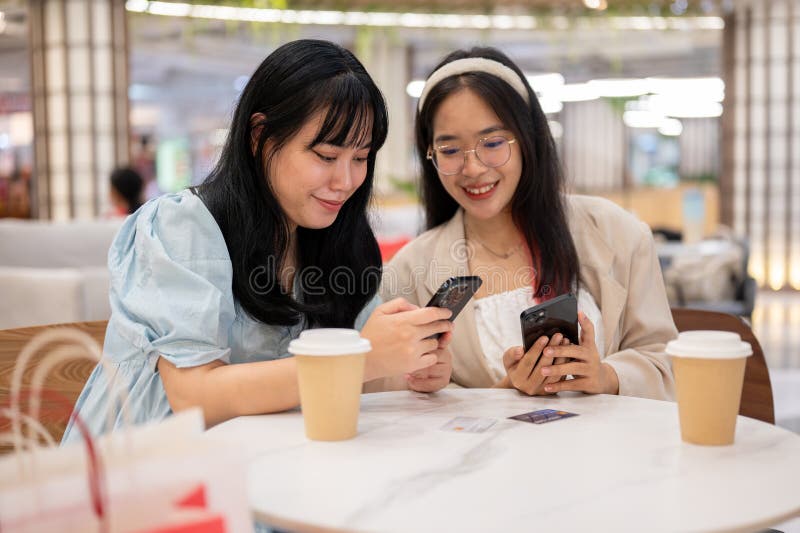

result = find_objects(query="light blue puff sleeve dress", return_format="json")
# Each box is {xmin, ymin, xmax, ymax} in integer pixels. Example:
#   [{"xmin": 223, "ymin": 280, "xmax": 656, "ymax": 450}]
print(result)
[{"xmin": 62, "ymin": 190, "xmax": 380, "ymax": 443}]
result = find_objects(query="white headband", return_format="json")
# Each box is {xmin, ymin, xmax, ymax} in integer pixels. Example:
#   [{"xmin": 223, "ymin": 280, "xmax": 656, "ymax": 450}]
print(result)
[{"xmin": 417, "ymin": 57, "xmax": 531, "ymax": 112}]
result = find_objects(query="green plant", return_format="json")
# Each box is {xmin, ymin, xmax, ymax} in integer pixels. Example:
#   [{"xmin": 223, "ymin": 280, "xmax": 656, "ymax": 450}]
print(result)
[{"xmin": 388, "ymin": 176, "xmax": 418, "ymax": 198}]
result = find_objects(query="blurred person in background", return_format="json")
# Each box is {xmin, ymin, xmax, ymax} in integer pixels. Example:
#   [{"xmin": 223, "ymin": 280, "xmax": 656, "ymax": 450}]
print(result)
[
  {"xmin": 109, "ymin": 166, "xmax": 144, "ymax": 216},
  {"xmin": 375, "ymin": 47, "xmax": 676, "ymax": 401},
  {"xmin": 133, "ymin": 134, "xmax": 160, "ymax": 200},
  {"xmin": 63, "ymin": 39, "xmax": 453, "ymax": 443}
]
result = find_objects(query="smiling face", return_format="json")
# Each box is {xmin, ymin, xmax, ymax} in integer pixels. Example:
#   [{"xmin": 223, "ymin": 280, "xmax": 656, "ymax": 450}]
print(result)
[
  {"xmin": 430, "ymin": 88, "xmax": 522, "ymax": 221},
  {"xmin": 267, "ymin": 110, "xmax": 372, "ymax": 230}
]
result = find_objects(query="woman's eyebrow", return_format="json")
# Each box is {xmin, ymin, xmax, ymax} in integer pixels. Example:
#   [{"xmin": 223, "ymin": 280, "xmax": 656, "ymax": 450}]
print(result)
[
  {"xmin": 434, "ymin": 125, "xmax": 506, "ymax": 144},
  {"xmin": 478, "ymin": 125, "xmax": 506, "ymax": 136},
  {"xmin": 433, "ymin": 133, "xmax": 458, "ymax": 144}
]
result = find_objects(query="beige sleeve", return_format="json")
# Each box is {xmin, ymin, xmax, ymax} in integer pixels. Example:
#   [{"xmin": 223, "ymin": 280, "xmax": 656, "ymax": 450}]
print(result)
[{"xmin": 602, "ymin": 222, "xmax": 677, "ymax": 401}]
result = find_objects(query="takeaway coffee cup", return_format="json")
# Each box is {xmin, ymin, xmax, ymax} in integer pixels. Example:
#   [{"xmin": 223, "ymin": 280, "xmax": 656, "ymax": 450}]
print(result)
[
  {"xmin": 288, "ymin": 329, "xmax": 371, "ymax": 441},
  {"xmin": 665, "ymin": 330, "xmax": 753, "ymax": 445}
]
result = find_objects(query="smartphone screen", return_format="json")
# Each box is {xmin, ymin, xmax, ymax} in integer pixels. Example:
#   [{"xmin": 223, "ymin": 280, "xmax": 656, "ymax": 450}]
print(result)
[
  {"xmin": 425, "ymin": 276, "xmax": 482, "ymax": 338},
  {"xmin": 520, "ymin": 293, "xmax": 579, "ymax": 366}
]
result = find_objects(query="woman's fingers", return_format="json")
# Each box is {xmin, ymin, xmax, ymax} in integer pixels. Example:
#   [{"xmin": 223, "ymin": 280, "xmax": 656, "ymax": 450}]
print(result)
[
  {"xmin": 578, "ymin": 311, "xmax": 596, "ymax": 348},
  {"xmin": 503, "ymin": 346, "xmax": 524, "ymax": 369},
  {"xmin": 417, "ymin": 337, "xmax": 440, "ymax": 356},
  {"xmin": 541, "ymin": 361, "xmax": 589, "ymax": 378},
  {"xmin": 378, "ymin": 297, "xmax": 419, "ymax": 314},
  {"xmin": 406, "ymin": 374, "xmax": 445, "ymax": 392},
  {"xmin": 411, "ymin": 365, "xmax": 449, "ymax": 380},
  {"xmin": 544, "ymin": 377, "xmax": 590, "ymax": 394},
  {"xmin": 411, "ymin": 352, "xmax": 438, "ymax": 372},
  {"xmin": 405, "ymin": 306, "xmax": 453, "ymax": 325},
  {"xmin": 544, "ymin": 344, "xmax": 586, "ymax": 361},
  {"xmin": 516, "ymin": 336, "xmax": 549, "ymax": 377},
  {"xmin": 418, "ymin": 319, "xmax": 454, "ymax": 339},
  {"xmin": 437, "ymin": 330, "xmax": 454, "ymax": 348}
]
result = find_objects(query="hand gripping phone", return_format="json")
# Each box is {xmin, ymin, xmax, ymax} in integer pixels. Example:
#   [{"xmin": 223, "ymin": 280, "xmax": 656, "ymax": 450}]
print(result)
[
  {"xmin": 425, "ymin": 276, "xmax": 483, "ymax": 338},
  {"xmin": 519, "ymin": 292, "xmax": 579, "ymax": 369}
]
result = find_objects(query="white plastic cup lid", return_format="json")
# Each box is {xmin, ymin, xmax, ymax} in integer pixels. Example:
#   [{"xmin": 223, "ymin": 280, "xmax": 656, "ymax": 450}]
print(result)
[
  {"xmin": 288, "ymin": 328, "xmax": 372, "ymax": 356},
  {"xmin": 665, "ymin": 330, "xmax": 753, "ymax": 359}
]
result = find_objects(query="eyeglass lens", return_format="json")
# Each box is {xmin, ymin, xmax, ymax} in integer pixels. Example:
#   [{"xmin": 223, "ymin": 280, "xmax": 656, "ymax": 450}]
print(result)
[{"xmin": 432, "ymin": 136, "xmax": 512, "ymax": 175}]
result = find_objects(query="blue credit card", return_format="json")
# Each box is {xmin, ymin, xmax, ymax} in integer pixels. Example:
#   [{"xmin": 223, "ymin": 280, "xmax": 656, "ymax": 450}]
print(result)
[{"xmin": 508, "ymin": 408, "xmax": 578, "ymax": 424}]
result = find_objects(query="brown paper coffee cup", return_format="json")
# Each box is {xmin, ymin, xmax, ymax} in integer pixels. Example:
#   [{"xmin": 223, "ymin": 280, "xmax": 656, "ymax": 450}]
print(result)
[
  {"xmin": 289, "ymin": 329, "xmax": 371, "ymax": 441},
  {"xmin": 666, "ymin": 331, "xmax": 752, "ymax": 446}
]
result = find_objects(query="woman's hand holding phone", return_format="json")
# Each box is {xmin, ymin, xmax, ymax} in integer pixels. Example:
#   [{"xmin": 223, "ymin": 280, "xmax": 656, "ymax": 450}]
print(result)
[
  {"xmin": 499, "ymin": 333, "xmax": 571, "ymax": 395},
  {"xmin": 360, "ymin": 298, "xmax": 454, "ymax": 381},
  {"xmin": 398, "ymin": 276, "xmax": 477, "ymax": 392},
  {"xmin": 405, "ymin": 331, "xmax": 453, "ymax": 393},
  {"xmin": 538, "ymin": 311, "xmax": 620, "ymax": 395}
]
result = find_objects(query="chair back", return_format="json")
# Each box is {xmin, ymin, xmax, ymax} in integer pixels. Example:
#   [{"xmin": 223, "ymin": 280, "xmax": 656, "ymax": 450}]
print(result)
[
  {"xmin": 671, "ymin": 308, "xmax": 774, "ymax": 424},
  {"xmin": 0, "ymin": 321, "xmax": 108, "ymax": 452}
]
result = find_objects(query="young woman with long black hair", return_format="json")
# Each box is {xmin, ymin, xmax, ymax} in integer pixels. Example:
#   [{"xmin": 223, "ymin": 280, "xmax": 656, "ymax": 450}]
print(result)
[
  {"xmin": 377, "ymin": 47, "xmax": 676, "ymax": 400},
  {"xmin": 63, "ymin": 40, "xmax": 453, "ymax": 441}
]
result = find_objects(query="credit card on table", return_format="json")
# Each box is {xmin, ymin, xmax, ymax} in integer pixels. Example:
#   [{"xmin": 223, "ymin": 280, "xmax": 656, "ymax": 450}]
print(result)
[
  {"xmin": 508, "ymin": 409, "xmax": 578, "ymax": 424},
  {"xmin": 440, "ymin": 416, "xmax": 497, "ymax": 433}
]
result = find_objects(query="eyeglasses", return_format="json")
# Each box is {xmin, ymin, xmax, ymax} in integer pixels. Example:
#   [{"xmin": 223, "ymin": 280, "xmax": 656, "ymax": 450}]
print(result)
[{"xmin": 426, "ymin": 136, "xmax": 516, "ymax": 176}]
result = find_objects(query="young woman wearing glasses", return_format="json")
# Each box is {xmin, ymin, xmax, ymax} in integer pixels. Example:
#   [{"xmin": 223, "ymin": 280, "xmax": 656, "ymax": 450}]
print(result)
[
  {"xmin": 371, "ymin": 48, "xmax": 676, "ymax": 400},
  {"xmin": 63, "ymin": 40, "xmax": 454, "ymax": 441}
]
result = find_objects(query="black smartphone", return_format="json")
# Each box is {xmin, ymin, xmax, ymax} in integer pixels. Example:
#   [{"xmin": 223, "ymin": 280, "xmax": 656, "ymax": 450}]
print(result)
[
  {"xmin": 520, "ymin": 293, "xmax": 579, "ymax": 368},
  {"xmin": 425, "ymin": 276, "xmax": 483, "ymax": 338}
]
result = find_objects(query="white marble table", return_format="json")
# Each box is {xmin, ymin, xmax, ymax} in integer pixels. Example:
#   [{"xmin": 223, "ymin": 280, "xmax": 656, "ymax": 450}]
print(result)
[{"xmin": 207, "ymin": 389, "xmax": 800, "ymax": 533}]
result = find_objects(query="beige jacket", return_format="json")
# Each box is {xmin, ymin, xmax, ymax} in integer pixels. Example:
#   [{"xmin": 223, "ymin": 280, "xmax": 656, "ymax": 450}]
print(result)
[{"xmin": 373, "ymin": 195, "xmax": 676, "ymax": 401}]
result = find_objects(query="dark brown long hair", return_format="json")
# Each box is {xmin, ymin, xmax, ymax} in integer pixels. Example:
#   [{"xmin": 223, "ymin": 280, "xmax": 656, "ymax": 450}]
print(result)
[{"xmin": 416, "ymin": 47, "xmax": 579, "ymax": 300}]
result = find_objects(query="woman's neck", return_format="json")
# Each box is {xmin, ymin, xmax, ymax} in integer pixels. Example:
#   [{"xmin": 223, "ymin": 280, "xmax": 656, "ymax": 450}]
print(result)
[{"xmin": 463, "ymin": 209, "xmax": 521, "ymax": 251}]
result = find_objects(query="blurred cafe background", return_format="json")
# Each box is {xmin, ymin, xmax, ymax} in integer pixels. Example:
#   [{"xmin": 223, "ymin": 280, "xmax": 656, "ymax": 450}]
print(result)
[{"xmin": 0, "ymin": 0, "xmax": 798, "ymax": 433}]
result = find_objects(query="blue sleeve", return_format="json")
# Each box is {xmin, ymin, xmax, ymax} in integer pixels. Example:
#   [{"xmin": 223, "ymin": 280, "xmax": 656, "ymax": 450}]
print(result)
[
  {"xmin": 104, "ymin": 192, "xmax": 236, "ymax": 369},
  {"xmin": 354, "ymin": 294, "xmax": 381, "ymax": 331}
]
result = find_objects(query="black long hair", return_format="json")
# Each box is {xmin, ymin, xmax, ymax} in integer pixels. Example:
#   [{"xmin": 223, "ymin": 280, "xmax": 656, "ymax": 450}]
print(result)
[
  {"xmin": 199, "ymin": 40, "xmax": 387, "ymax": 327},
  {"xmin": 416, "ymin": 47, "xmax": 579, "ymax": 300}
]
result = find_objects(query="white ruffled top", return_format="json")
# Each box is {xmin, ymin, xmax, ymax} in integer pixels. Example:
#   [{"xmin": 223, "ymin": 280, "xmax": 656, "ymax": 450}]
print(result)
[{"xmin": 473, "ymin": 287, "xmax": 605, "ymax": 381}]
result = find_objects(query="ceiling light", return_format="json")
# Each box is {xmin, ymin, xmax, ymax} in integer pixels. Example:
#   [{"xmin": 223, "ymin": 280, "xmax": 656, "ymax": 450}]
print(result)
[
  {"xmin": 146, "ymin": 1, "xmax": 191, "ymax": 16},
  {"xmin": 526, "ymin": 73, "xmax": 565, "ymax": 94},
  {"xmin": 647, "ymin": 95, "xmax": 723, "ymax": 118},
  {"xmin": 646, "ymin": 77, "xmax": 724, "ymax": 102},
  {"xmin": 406, "ymin": 80, "xmax": 425, "ymax": 99},
  {"xmin": 623, "ymin": 110, "xmax": 665, "ymax": 128},
  {"xmin": 126, "ymin": 1, "xmax": 538, "ymax": 29},
  {"xmin": 557, "ymin": 83, "xmax": 599, "ymax": 102},
  {"xmin": 125, "ymin": 1, "xmax": 720, "ymax": 31},
  {"xmin": 126, "ymin": 0, "xmax": 148, "ymax": 11},
  {"xmin": 583, "ymin": 0, "xmax": 608, "ymax": 10},
  {"xmin": 658, "ymin": 118, "xmax": 683, "ymax": 136},
  {"xmin": 588, "ymin": 78, "xmax": 650, "ymax": 98},
  {"xmin": 538, "ymin": 97, "xmax": 563, "ymax": 115},
  {"xmin": 610, "ymin": 16, "xmax": 723, "ymax": 30}
]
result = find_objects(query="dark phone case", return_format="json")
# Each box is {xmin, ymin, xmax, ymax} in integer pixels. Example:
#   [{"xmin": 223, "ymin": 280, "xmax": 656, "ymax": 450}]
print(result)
[
  {"xmin": 520, "ymin": 293, "xmax": 579, "ymax": 367},
  {"xmin": 425, "ymin": 276, "xmax": 483, "ymax": 338}
]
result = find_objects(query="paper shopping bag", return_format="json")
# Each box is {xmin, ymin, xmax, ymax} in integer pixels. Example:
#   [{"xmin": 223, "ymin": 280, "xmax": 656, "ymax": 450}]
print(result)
[{"xmin": 0, "ymin": 409, "xmax": 253, "ymax": 533}]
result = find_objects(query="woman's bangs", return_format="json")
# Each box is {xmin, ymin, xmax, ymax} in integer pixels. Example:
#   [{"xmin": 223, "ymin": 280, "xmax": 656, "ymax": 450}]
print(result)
[{"xmin": 311, "ymin": 74, "xmax": 385, "ymax": 151}]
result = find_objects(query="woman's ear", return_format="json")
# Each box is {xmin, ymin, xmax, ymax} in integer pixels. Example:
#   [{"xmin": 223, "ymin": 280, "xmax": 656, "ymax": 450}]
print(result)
[{"xmin": 250, "ymin": 113, "xmax": 267, "ymax": 155}]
